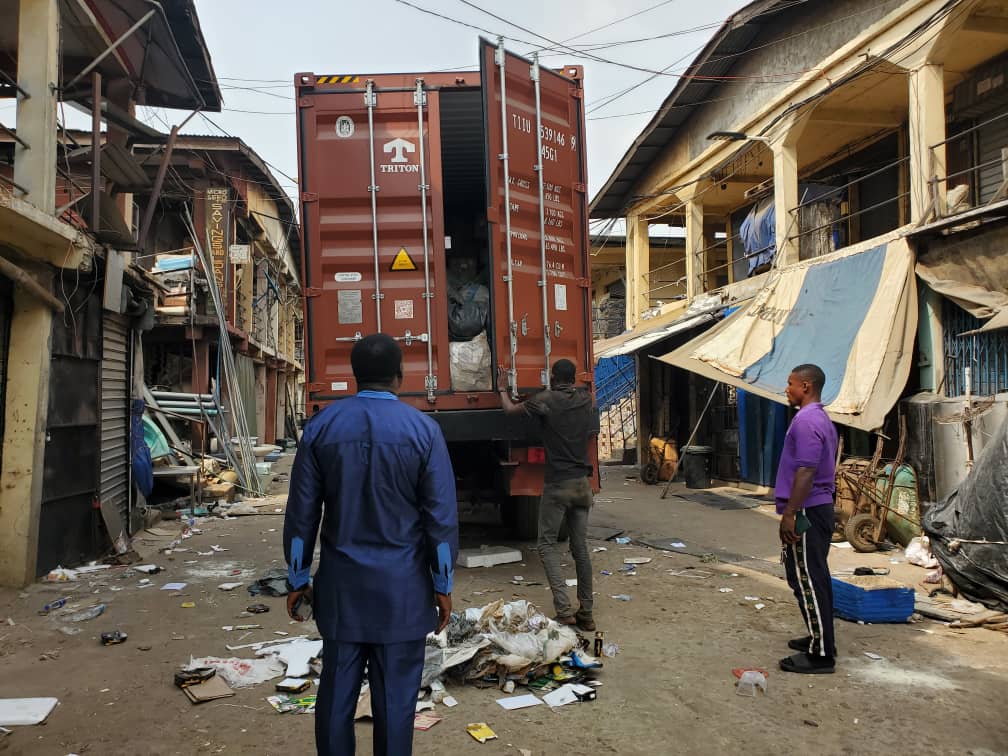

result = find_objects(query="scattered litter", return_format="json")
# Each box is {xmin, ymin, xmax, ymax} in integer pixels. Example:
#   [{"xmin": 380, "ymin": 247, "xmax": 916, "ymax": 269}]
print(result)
[
  {"xmin": 66, "ymin": 604, "xmax": 105, "ymax": 623},
  {"xmin": 719, "ymin": 588, "xmax": 734, "ymax": 593},
  {"xmin": 100, "ymin": 631, "xmax": 127, "ymax": 646},
  {"xmin": 41, "ymin": 597, "xmax": 69, "ymax": 614},
  {"xmin": 0, "ymin": 698, "xmax": 59, "ymax": 726},
  {"xmin": 248, "ymin": 569, "xmax": 288, "ymax": 597},
  {"xmin": 459, "ymin": 546, "xmax": 522, "ymax": 569},
  {"xmin": 267, "ymin": 694, "xmax": 316, "ymax": 714},
  {"xmin": 496, "ymin": 694, "xmax": 542, "ymax": 710},
  {"xmin": 466, "ymin": 723, "xmax": 498, "ymax": 744},
  {"xmin": 414, "ymin": 711, "xmax": 442, "ymax": 730},
  {"xmin": 736, "ymin": 671, "xmax": 768, "ymax": 697},
  {"xmin": 276, "ymin": 678, "xmax": 312, "ymax": 694},
  {"xmin": 610, "ymin": 594, "xmax": 632, "ymax": 601},
  {"xmin": 543, "ymin": 683, "xmax": 595, "ymax": 707},
  {"xmin": 133, "ymin": 565, "xmax": 161, "ymax": 575},
  {"xmin": 44, "ymin": 567, "xmax": 78, "ymax": 583},
  {"xmin": 623, "ymin": 557, "xmax": 652, "ymax": 565},
  {"xmin": 162, "ymin": 583, "xmax": 187, "ymax": 591},
  {"xmin": 863, "ymin": 652, "xmax": 884, "ymax": 661},
  {"xmin": 613, "ymin": 537, "xmax": 631, "ymax": 545},
  {"xmin": 188, "ymin": 656, "xmax": 285, "ymax": 688},
  {"xmin": 218, "ymin": 582, "xmax": 243, "ymax": 592},
  {"xmin": 592, "ymin": 547, "xmax": 607, "ymax": 553},
  {"xmin": 565, "ymin": 579, "xmax": 578, "ymax": 587},
  {"xmin": 182, "ymin": 675, "xmax": 234, "ymax": 704},
  {"xmin": 668, "ymin": 569, "xmax": 713, "ymax": 579}
]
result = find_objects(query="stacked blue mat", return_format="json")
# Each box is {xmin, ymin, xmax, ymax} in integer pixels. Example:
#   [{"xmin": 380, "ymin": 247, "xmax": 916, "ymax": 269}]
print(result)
[{"xmin": 832, "ymin": 577, "xmax": 915, "ymax": 623}]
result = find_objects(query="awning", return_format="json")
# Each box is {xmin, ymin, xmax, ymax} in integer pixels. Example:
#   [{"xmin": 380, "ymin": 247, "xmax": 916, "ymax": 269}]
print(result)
[
  {"xmin": 657, "ymin": 238, "xmax": 917, "ymax": 431},
  {"xmin": 595, "ymin": 311, "xmax": 716, "ymax": 361}
]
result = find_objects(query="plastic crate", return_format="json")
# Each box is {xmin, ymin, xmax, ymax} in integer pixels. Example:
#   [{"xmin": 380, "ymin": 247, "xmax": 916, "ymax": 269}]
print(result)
[{"xmin": 831, "ymin": 575, "xmax": 915, "ymax": 623}]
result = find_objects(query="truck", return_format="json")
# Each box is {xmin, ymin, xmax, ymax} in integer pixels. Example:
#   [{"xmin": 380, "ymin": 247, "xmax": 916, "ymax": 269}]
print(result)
[{"xmin": 294, "ymin": 38, "xmax": 595, "ymax": 537}]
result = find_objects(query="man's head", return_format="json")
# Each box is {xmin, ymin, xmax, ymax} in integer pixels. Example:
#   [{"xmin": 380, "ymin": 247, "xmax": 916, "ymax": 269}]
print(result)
[
  {"xmin": 785, "ymin": 363, "xmax": 826, "ymax": 408},
  {"xmin": 351, "ymin": 333, "xmax": 403, "ymax": 393},
  {"xmin": 550, "ymin": 358, "xmax": 577, "ymax": 387}
]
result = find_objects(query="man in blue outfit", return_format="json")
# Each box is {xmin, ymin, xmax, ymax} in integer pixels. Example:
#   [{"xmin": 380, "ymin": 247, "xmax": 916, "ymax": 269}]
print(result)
[{"xmin": 284, "ymin": 333, "xmax": 459, "ymax": 756}]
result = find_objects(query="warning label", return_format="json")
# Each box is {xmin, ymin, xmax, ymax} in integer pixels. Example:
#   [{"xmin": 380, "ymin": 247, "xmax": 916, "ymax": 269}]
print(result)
[{"xmin": 390, "ymin": 247, "xmax": 417, "ymax": 271}]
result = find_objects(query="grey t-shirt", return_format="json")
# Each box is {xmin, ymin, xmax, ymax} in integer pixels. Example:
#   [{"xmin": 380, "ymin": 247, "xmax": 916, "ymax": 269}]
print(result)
[{"xmin": 524, "ymin": 386, "xmax": 595, "ymax": 483}]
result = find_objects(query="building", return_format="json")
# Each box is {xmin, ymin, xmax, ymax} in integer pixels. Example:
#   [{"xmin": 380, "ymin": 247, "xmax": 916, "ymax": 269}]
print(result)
[
  {"xmin": 591, "ymin": 0, "xmax": 1008, "ymax": 495},
  {"xmin": 133, "ymin": 135, "xmax": 303, "ymax": 455},
  {"xmin": 0, "ymin": 0, "xmax": 225, "ymax": 586}
]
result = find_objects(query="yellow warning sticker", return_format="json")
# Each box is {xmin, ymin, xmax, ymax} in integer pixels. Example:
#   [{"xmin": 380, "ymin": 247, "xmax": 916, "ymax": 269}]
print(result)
[{"xmin": 390, "ymin": 247, "xmax": 417, "ymax": 271}]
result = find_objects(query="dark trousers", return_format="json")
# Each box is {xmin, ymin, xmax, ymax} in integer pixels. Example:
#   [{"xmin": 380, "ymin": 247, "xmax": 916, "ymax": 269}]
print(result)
[
  {"xmin": 538, "ymin": 476, "xmax": 594, "ymax": 617},
  {"xmin": 782, "ymin": 502, "xmax": 837, "ymax": 658},
  {"xmin": 316, "ymin": 638, "xmax": 426, "ymax": 756}
]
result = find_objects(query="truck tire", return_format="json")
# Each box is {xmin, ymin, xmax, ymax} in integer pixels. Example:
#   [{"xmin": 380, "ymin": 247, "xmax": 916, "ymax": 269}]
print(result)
[{"xmin": 511, "ymin": 495, "xmax": 541, "ymax": 541}]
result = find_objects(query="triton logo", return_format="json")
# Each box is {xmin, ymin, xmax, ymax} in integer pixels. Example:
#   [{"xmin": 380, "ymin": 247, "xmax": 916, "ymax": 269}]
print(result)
[{"xmin": 383, "ymin": 138, "xmax": 415, "ymax": 163}]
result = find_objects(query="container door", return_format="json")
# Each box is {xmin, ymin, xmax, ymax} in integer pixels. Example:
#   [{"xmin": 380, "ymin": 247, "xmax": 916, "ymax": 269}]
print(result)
[
  {"xmin": 298, "ymin": 81, "xmax": 448, "ymax": 403},
  {"xmin": 481, "ymin": 39, "xmax": 591, "ymax": 394}
]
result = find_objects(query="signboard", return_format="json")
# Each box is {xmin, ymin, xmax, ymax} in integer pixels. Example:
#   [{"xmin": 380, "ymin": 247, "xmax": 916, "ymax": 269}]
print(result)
[{"xmin": 205, "ymin": 187, "xmax": 230, "ymax": 296}]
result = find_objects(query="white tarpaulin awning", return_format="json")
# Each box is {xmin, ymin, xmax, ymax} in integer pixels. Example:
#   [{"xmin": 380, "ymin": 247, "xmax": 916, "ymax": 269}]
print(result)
[{"xmin": 657, "ymin": 237, "xmax": 917, "ymax": 431}]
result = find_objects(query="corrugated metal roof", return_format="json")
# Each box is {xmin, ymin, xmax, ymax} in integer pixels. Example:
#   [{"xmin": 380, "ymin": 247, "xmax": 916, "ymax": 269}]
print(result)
[{"xmin": 590, "ymin": 0, "xmax": 795, "ymax": 218}]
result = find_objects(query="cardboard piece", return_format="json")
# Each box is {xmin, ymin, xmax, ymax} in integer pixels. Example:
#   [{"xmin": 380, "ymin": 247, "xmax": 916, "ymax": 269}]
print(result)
[
  {"xmin": 182, "ymin": 676, "xmax": 234, "ymax": 704},
  {"xmin": 0, "ymin": 698, "xmax": 59, "ymax": 726}
]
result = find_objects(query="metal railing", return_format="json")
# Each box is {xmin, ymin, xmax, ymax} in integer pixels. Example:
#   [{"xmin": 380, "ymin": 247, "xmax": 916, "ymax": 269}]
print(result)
[{"xmin": 929, "ymin": 110, "xmax": 1008, "ymax": 217}]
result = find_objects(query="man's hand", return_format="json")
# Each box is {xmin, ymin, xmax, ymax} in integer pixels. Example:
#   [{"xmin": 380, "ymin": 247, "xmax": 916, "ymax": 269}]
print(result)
[
  {"xmin": 435, "ymin": 592, "xmax": 452, "ymax": 633},
  {"xmin": 779, "ymin": 512, "xmax": 800, "ymax": 545},
  {"xmin": 287, "ymin": 586, "xmax": 312, "ymax": 621}
]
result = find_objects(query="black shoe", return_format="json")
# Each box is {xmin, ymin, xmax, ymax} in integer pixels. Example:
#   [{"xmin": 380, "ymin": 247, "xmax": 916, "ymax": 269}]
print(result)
[
  {"xmin": 788, "ymin": 635, "xmax": 812, "ymax": 652},
  {"xmin": 779, "ymin": 652, "xmax": 835, "ymax": 674}
]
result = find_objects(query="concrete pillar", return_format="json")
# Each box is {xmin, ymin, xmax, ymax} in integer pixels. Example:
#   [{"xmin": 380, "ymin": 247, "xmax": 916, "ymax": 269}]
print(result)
[
  {"xmin": 14, "ymin": 0, "xmax": 59, "ymax": 212},
  {"xmin": 772, "ymin": 142, "xmax": 800, "ymax": 267},
  {"xmin": 909, "ymin": 63, "xmax": 946, "ymax": 223},
  {"xmin": 625, "ymin": 215, "xmax": 649, "ymax": 328},
  {"xmin": 0, "ymin": 286, "xmax": 54, "ymax": 586},
  {"xmin": 684, "ymin": 196, "xmax": 705, "ymax": 300}
]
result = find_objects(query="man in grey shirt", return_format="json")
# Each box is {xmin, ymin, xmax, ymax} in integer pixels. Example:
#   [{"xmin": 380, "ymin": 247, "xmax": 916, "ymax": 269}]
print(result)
[{"xmin": 501, "ymin": 359, "xmax": 597, "ymax": 631}]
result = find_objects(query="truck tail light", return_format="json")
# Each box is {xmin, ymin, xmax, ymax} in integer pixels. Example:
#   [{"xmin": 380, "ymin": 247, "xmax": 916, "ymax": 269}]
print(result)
[{"xmin": 527, "ymin": 447, "xmax": 546, "ymax": 464}]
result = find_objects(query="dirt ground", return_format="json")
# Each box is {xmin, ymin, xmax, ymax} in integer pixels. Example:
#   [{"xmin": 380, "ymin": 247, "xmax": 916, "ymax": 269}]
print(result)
[{"xmin": 1, "ymin": 459, "xmax": 1006, "ymax": 756}]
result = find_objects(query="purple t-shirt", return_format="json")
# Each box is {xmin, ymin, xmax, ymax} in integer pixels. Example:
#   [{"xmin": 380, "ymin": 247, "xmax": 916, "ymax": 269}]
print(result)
[{"xmin": 775, "ymin": 402, "xmax": 838, "ymax": 514}]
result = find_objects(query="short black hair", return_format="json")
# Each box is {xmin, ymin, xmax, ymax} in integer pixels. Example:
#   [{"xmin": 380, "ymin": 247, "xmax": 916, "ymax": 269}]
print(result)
[
  {"xmin": 351, "ymin": 333, "xmax": 403, "ymax": 385},
  {"xmin": 791, "ymin": 363, "xmax": 826, "ymax": 393},
  {"xmin": 551, "ymin": 358, "xmax": 576, "ymax": 385}
]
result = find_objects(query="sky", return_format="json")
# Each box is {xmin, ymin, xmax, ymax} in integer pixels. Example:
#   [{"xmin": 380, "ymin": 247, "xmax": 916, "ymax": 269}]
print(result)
[
  {"xmin": 182, "ymin": 0, "xmax": 744, "ymax": 208},
  {"xmin": 2, "ymin": 0, "xmax": 745, "ymax": 221}
]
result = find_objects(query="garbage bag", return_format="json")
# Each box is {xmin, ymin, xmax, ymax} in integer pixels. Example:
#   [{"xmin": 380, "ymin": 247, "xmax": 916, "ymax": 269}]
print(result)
[
  {"xmin": 448, "ymin": 283, "xmax": 489, "ymax": 341},
  {"xmin": 923, "ymin": 417, "xmax": 1008, "ymax": 612},
  {"xmin": 450, "ymin": 331, "xmax": 492, "ymax": 391}
]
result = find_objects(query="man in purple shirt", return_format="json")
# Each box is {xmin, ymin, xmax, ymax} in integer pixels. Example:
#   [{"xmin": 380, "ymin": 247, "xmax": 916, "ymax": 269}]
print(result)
[{"xmin": 776, "ymin": 364, "xmax": 839, "ymax": 674}]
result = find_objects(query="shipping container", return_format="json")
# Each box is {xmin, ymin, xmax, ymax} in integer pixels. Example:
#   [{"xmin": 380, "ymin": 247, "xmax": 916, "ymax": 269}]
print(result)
[{"xmin": 295, "ymin": 39, "xmax": 595, "ymax": 535}]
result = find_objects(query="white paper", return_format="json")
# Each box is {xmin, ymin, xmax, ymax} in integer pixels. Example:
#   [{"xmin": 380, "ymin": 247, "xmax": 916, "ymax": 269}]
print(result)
[
  {"xmin": 495, "ymin": 694, "xmax": 543, "ymax": 711},
  {"xmin": 0, "ymin": 697, "xmax": 59, "ymax": 726},
  {"xmin": 161, "ymin": 582, "xmax": 187, "ymax": 591}
]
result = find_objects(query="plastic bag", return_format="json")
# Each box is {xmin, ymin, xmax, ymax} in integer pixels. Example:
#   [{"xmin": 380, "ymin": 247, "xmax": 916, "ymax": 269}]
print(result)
[
  {"xmin": 449, "ymin": 331, "xmax": 492, "ymax": 391},
  {"xmin": 448, "ymin": 283, "xmax": 489, "ymax": 341}
]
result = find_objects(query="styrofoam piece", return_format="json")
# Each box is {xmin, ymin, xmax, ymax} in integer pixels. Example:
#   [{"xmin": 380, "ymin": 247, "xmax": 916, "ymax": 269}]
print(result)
[{"xmin": 458, "ymin": 547, "xmax": 522, "ymax": 568}]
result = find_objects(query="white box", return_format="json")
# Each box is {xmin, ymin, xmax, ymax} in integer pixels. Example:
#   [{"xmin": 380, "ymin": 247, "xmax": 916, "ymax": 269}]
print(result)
[{"xmin": 458, "ymin": 546, "xmax": 522, "ymax": 568}]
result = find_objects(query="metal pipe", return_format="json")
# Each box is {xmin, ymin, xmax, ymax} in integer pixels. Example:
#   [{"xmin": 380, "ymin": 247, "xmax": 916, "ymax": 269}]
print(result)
[
  {"xmin": 64, "ymin": 8, "xmax": 157, "ymax": 91},
  {"xmin": 497, "ymin": 37, "xmax": 518, "ymax": 396},
  {"xmin": 365, "ymin": 80, "xmax": 383, "ymax": 332},
  {"xmin": 0, "ymin": 254, "xmax": 65, "ymax": 313},
  {"xmin": 531, "ymin": 54, "xmax": 551, "ymax": 390},
  {"xmin": 415, "ymin": 79, "xmax": 436, "ymax": 402}
]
